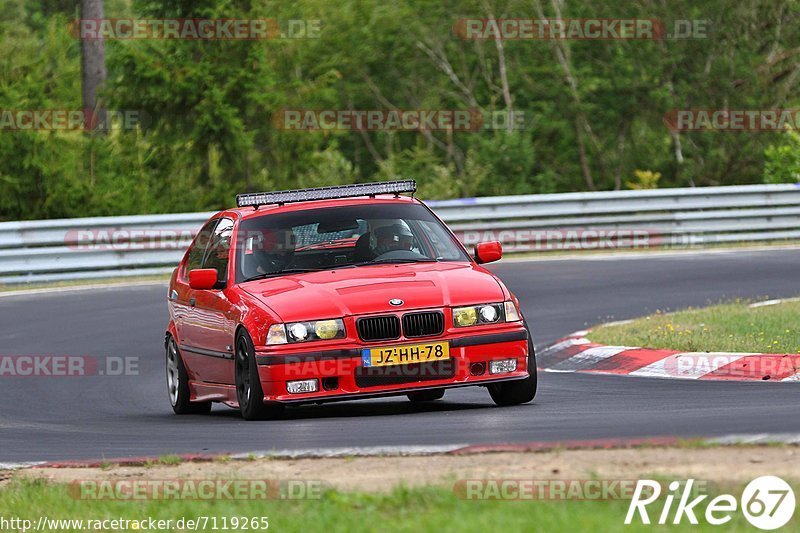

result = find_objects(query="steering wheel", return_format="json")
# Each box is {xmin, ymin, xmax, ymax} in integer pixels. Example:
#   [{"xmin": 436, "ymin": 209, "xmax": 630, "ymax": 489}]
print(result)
[{"xmin": 253, "ymin": 251, "xmax": 293, "ymax": 274}]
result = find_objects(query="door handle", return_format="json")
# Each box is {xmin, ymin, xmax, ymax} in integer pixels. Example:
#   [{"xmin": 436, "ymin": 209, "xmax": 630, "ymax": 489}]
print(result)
[{"xmin": 189, "ymin": 298, "xmax": 196, "ymax": 307}]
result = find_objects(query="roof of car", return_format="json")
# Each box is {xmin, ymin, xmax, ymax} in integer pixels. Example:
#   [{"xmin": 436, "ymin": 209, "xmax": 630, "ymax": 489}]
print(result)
[{"xmin": 218, "ymin": 194, "xmax": 421, "ymax": 222}]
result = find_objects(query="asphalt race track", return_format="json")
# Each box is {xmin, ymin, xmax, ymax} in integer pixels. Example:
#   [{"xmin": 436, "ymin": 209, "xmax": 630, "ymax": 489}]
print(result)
[{"xmin": 1, "ymin": 248, "xmax": 798, "ymax": 462}]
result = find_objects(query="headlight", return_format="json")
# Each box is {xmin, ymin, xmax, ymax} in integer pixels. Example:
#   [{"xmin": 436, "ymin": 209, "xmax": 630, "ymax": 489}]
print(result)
[
  {"xmin": 279, "ymin": 318, "xmax": 345, "ymax": 343},
  {"xmin": 453, "ymin": 301, "xmax": 521, "ymax": 327},
  {"xmin": 314, "ymin": 320, "xmax": 341, "ymax": 340},
  {"xmin": 453, "ymin": 303, "xmax": 503, "ymax": 327},
  {"xmin": 453, "ymin": 306, "xmax": 478, "ymax": 327},
  {"xmin": 288, "ymin": 323, "xmax": 308, "ymax": 341},
  {"xmin": 480, "ymin": 305, "xmax": 498, "ymax": 322}
]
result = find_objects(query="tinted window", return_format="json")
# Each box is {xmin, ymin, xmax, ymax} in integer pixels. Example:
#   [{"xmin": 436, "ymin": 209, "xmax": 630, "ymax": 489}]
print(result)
[
  {"xmin": 236, "ymin": 202, "xmax": 469, "ymax": 283},
  {"xmin": 202, "ymin": 218, "xmax": 234, "ymax": 285},
  {"xmin": 184, "ymin": 219, "xmax": 218, "ymax": 276}
]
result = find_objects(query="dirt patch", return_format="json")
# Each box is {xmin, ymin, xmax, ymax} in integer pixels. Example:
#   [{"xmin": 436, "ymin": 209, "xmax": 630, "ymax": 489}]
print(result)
[{"xmin": 10, "ymin": 446, "xmax": 799, "ymax": 493}]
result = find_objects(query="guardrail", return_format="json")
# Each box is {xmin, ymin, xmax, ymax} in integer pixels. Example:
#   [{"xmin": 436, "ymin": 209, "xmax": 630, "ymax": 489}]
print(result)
[{"xmin": 1, "ymin": 183, "xmax": 799, "ymax": 284}]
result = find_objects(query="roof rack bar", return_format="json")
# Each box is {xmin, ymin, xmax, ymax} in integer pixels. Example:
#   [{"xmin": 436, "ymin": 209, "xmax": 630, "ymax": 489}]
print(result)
[{"xmin": 236, "ymin": 180, "xmax": 416, "ymax": 208}]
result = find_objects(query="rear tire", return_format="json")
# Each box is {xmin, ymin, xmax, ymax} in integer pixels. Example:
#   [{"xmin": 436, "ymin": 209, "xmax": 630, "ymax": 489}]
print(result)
[
  {"xmin": 407, "ymin": 388, "xmax": 445, "ymax": 402},
  {"xmin": 235, "ymin": 330, "xmax": 284, "ymax": 421},
  {"xmin": 166, "ymin": 336, "xmax": 212, "ymax": 415},
  {"xmin": 488, "ymin": 323, "xmax": 538, "ymax": 406}
]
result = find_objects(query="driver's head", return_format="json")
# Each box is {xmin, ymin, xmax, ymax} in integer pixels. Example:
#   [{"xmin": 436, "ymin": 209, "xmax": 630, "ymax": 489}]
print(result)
[
  {"xmin": 251, "ymin": 228, "xmax": 296, "ymax": 272},
  {"xmin": 374, "ymin": 223, "xmax": 413, "ymax": 253},
  {"xmin": 261, "ymin": 228, "xmax": 296, "ymax": 252}
]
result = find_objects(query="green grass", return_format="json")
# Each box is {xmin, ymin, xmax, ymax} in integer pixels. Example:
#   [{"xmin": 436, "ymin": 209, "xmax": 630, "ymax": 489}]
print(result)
[
  {"xmin": 0, "ymin": 479, "xmax": 774, "ymax": 532},
  {"xmin": 141, "ymin": 456, "xmax": 184, "ymax": 469},
  {"xmin": 589, "ymin": 299, "xmax": 800, "ymax": 353}
]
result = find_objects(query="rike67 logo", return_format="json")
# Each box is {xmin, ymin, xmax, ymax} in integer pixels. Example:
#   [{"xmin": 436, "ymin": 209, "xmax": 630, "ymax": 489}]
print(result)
[{"xmin": 626, "ymin": 476, "xmax": 795, "ymax": 530}]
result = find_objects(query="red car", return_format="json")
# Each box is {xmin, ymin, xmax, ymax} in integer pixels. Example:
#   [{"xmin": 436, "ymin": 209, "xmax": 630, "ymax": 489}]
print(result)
[{"xmin": 165, "ymin": 181, "xmax": 537, "ymax": 420}]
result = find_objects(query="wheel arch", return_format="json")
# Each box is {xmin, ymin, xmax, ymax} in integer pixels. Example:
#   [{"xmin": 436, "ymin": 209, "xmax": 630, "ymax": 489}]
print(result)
[
  {"xmin": 165, "ymin": 320, "xmax": 179, "ymax": 349},
  {"xmin": 234, "ymin": 323, "xmax": 253, "ymax": 343}
]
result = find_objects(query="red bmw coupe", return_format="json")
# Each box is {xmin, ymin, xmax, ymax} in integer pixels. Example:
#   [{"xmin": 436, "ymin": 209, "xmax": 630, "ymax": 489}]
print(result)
[{"xmin": 165, "ymin": 180, "xmax": 536, "ymax": 420}]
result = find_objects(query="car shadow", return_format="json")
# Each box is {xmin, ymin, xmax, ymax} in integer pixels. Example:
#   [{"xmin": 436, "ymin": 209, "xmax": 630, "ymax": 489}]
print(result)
[{"xmin": 207, "ymin": 398, "xmax": 496, "ymax": 421}]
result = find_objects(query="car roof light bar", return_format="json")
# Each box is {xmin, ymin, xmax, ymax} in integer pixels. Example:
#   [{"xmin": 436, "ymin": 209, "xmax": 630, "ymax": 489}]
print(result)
[{"xmin": 236, "ymin": 180, "xmax": 416, "ymax": 208}]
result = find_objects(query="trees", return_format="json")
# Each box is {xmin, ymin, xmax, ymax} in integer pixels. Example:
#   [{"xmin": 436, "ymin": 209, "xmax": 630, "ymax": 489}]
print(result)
[
  {"xmin": 1, "ymin": 0, "xmax": 798, "ymax": 220},
  {"xmin": 80, "ymin": 0, "xmax": 106, "ymax": 132}
]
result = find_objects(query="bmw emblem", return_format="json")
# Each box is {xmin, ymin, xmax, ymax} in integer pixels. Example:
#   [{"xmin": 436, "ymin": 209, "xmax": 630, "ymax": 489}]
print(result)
[{"xmin": 389, "ymin": 298, "xmax": 404, "ymax": 306}]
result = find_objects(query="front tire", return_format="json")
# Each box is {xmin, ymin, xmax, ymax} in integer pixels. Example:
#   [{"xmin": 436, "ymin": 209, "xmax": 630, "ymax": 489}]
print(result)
[
  {"xmin": 487, "ymin": 324, "xmax": 538, "ymax": 406},
  {"xmin": 166, "ymin": 336, "xmax": 211, "ymax": 415},
  {"xmin": 235, "ymin": 330, "xmax": 284, "ymax": 421}
]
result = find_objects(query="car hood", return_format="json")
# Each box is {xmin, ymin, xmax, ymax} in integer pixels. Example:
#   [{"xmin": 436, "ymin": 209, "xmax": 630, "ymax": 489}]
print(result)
[{"xmin": 240, "ymin": 262, "xmax": 505, "ymax": 322}]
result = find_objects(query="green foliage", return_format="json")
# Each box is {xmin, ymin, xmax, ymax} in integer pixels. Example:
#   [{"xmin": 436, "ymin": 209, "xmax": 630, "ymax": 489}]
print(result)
[
  {"xmin": 626, "ymin": 170, "xmax": 661, "ymax": 190},
  {"xmin": 375, "ymin": 146, "xmax": 458, "ymax": 199},
  {"xmin": 1, "ymin": 0, "xmax": 799, "ymax": 219},
  {"xmin": 763, "ymin": 131, "xmax": 800, "ymax": 184},
  {"xmin": 298, "ymin": 144, "xmax": 357, "ymax": 188}
]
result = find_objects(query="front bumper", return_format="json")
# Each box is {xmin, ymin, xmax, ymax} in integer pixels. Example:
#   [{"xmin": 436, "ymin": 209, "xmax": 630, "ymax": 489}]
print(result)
[{"xmin": 255, "ymin": 329, "xmax": 530, "ymax": 404}]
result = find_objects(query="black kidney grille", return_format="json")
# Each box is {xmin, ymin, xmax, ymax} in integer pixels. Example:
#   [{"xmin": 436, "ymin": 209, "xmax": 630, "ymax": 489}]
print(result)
[
  {"xmin": 356, "ymin": 315, "xmax": 401, "ymax": 341},
  {"xmin": 402, "ymin": 311, "xmax": 444, "ymax": 338}
]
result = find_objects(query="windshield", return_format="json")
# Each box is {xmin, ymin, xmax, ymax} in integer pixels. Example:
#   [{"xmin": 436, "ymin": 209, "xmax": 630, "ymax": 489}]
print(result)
[{"xmin": 235, "ymin": 202, "xmax": 469, "ymax": 283}]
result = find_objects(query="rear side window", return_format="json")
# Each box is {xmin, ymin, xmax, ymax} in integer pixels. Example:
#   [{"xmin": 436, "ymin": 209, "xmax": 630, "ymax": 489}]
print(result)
[
  {"xmin": 202, "ymin": 218, "xmax": 234, "ymax": 285},
  {"xmin": 184, "ymin": 219, "xmax": 219, "ymax": 276}
]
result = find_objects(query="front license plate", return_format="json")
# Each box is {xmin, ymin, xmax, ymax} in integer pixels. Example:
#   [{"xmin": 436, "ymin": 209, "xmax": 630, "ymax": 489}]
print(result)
[{"xmin": 362, "ymin": 341, "xmax": 450, "ymax": 368}]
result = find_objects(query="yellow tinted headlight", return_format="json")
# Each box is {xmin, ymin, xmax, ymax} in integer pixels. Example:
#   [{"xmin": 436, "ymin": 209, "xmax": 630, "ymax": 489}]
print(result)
[
  {"xmin": 454, "ymin": 307, "xmax": 478, "ymax": 327},
  {"xmin": 314, "ymin": 320, "xmax": 340, "ymax": 340},
  {"xmin": 284, "ymin": 318, "xmax": 345, "ymax": 342}
]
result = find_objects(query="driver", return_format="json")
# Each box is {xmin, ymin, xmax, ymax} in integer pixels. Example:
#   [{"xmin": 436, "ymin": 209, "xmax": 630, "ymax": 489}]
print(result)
[
  {"xmin": 250, "ymin": 228, "xmax": 296, "ymax": 275},
  {"xmin": 372, "ymin": 222, "xmax": 414, "ymax": 257}
]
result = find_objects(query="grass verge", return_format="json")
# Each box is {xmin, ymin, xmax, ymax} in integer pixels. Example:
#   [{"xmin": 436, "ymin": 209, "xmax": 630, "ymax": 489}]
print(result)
[
  {"xmin": 589, "ymin": 298, "xmax": 800, "ymax": 353},
  {"xmin": 0, "ymin": 479, "xmax": 769, "ymax": 532}
]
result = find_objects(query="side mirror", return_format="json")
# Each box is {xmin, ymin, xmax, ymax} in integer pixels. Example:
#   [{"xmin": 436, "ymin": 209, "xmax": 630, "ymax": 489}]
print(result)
[
  {"xmin": 189, "ymin": 268, "xmax": 218, "ymax": 290},
  {"xmin": 474, "ymin": 241, "xmax": 502, "ymax": 264}
]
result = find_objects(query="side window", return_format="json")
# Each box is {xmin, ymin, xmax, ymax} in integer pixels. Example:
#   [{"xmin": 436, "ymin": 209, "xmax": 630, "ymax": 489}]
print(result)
[
  {"xmin": 183, "ymin": 219, "xmax": 219, "ymax": 277},
  {"xmin": 202, "ymin": 218, "xmax": 234, "ymax": 286}
]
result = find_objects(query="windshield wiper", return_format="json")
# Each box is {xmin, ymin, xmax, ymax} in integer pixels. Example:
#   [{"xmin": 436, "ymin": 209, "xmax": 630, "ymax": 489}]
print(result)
[
  {"xmin": 241, "ymin": 268, "xmax": 328, "ymax": 282},
  {"xmin": 243, "ymin": 259, "xmax": 442, "ymax": 282},
  {"xmin": 352, "ymin": 258, "xmax": 440, "ymax": 266}
]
